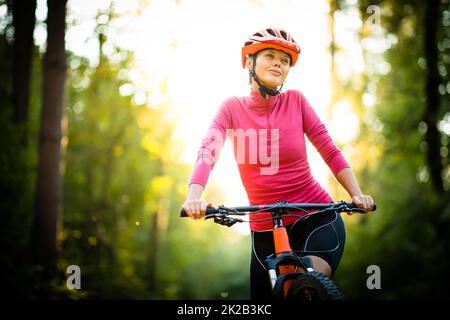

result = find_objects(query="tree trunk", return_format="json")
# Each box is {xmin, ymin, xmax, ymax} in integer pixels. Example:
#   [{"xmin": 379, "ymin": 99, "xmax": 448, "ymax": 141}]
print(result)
[
  {"xmin": 423, "ymin": 0, "xmax": 450, "ymax": 269},
  {"xmin": 147, "ymin": 198, "xmax": 170, "ymax": 294},
  {"xmin": 33, "ymin": 0, "xmax": 67, "ymax": 271},
  {"xmin": 12, "ymin": 0, "xmax": 37, "ymax": 139},
  {"xmin": 423, "ymin": 0, "xmax": 443, "ymax": 195},
  {"xmin": 147, "ymin": 213, "xmax": 159, "ymax": 293},
  {"xmin": 327, "ymin": 0, "xmax": 338, "ymax": 122},
  {"xmin": 327, "ymin": 0, "xmax": 339, "ymax": 197}
]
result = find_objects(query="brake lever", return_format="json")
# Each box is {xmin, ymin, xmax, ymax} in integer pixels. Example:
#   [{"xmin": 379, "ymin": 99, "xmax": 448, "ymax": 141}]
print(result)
[
  {"xmin": 214, "ymin": 215, "xmax": 242, "ymax": 227},
  {"xmin": 226, "ymin": 217, "xmax": 243, "ymax": 226},
  {"xmin": 349, "ymin": 208, "xmax": 366, "ymax": 214},
  {"xmin": 343, "ymin": 205, "xmax": 367, "ymax": 214},
  {"xmin": 334, "ymin": 201, "xmax": 366, "ymax": 214}
]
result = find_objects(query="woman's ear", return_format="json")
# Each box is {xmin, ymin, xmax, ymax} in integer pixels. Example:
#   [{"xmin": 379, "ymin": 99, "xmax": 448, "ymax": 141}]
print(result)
[{"xmin": 245, "ymin": 55, "xmax": 253, "ymax": 70}]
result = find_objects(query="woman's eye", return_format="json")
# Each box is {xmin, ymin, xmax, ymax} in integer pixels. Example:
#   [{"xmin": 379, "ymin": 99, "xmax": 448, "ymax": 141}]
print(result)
[{"xmin": 281, "ymin": 59, "xmax": 289, "ymax": 65}]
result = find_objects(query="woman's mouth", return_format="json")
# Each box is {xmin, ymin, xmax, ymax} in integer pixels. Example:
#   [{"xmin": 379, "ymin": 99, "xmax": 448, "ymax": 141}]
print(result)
[{"xmin": 269, "ymin": 69, "xmax": 282, "ymax": 77}]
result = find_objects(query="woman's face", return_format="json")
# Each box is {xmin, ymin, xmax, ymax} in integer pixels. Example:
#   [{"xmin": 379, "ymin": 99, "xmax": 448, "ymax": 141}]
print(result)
[{"xmin": 250, "ymin": 49, "xmax": 291, "ymax": 90}]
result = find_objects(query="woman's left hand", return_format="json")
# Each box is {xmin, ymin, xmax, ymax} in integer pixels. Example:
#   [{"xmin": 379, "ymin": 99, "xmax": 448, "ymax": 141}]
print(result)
[{"xmin": 350, "ymin": 194, "xmax": 375, "ymax": 214}]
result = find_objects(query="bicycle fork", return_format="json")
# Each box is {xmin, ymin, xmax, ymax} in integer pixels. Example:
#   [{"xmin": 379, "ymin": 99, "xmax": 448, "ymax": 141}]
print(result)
[{"xmin": 273, "ymin": 226, "xmax": 296, "ymax": 294}]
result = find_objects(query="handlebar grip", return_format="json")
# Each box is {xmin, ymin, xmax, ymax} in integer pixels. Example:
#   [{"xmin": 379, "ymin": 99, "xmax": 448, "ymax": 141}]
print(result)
[
  {"xmin": 180, "ymin": 207, "xmax": 218, "ymax": 217},
  {"xmin": 180, "ymin": 208, "xmax": 188, "ymax": 217},
  {"xmin": 347, "ymin": 202, "xmax": 377, "ymax": 212}
]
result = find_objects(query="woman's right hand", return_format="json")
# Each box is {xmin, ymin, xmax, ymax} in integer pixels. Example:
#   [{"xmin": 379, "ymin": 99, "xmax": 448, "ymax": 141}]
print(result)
[{"xmin": 182, "ymin": 199, "xmax": 213, "ymax": 220}]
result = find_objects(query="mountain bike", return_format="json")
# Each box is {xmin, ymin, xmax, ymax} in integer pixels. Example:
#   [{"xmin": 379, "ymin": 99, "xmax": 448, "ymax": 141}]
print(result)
[{"xmin": 180, "ymin": 200, "xmax": 376, "ymax": 300}]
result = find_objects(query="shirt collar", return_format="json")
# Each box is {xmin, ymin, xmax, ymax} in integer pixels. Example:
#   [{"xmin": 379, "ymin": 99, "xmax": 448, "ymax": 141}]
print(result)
[{"xmin": 248, "ymin": 88, "xmax": 279, "ymax": 111}]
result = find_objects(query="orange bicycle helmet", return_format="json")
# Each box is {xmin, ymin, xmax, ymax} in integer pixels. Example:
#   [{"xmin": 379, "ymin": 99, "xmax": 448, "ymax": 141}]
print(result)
[{"xmin": 241, "ymin": 28, "xmax": 301, "ymax": 68}]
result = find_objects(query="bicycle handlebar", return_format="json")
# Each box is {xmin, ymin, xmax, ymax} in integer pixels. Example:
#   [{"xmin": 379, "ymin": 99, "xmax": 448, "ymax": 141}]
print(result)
[{"xmin": 179, "ymin": 201, "xmax": 377, "ymax": 218}]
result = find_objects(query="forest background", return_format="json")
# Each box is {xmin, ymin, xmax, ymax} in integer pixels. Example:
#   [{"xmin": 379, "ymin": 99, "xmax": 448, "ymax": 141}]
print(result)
[{"xmin": 0, "ymin": 0, "xmax": 449, "ymax": 299}]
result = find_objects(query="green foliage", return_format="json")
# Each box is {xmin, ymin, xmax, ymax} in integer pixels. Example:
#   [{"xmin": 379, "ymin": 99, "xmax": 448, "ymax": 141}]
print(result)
[
  {"xmin": 0, "ymin": 27, "xmax": 41, "ymax": 297},
  {"xmin": 1, "ymin": 3, "xmax": 252, "ymax": 298},
  {"xmin": 7, "ymin": 0, "xmax": 450, "ymax": 300},
  {"xmin": 60, "ymin": 46, "xmax": 251, "ymax": 299},
  {"xmin": 333, "ymin": 0, "xmax": 450, "ymax": 299}
]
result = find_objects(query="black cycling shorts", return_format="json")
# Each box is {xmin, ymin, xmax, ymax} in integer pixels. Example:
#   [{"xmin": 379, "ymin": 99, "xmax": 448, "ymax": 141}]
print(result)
[{"xmin": 249, "ymin": 212, "xmax": 346, "ymax": 300}]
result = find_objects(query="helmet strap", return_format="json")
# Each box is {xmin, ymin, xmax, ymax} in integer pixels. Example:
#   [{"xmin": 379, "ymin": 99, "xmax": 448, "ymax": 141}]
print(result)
[{"xmin": 250, "ymin": 55, "xmax": 282, "ymax": 97}]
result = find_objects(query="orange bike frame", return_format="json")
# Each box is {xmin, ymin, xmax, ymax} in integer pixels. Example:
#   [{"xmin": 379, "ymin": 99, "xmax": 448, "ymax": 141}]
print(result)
[{"xmin": 272, "ymin": 223, "xmax": 305, "ymax": 297}]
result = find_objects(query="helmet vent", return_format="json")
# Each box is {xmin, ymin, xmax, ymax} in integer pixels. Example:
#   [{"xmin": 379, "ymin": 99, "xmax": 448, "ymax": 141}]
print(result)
[{"xmin": 266, "ymin": 29, "xmax": 276, "ymax": 37}]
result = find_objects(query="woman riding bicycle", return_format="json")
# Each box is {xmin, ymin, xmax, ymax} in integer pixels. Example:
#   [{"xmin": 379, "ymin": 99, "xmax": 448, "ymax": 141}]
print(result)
[{"xmin": 182, "ymin": 27, "xmax": 375, "ymax": 300}]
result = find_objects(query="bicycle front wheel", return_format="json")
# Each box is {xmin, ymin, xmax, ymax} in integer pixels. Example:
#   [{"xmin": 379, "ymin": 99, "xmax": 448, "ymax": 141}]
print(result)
[{"xmin": 286, "ymin": 272, "xmax": 344, "ymax": 300}]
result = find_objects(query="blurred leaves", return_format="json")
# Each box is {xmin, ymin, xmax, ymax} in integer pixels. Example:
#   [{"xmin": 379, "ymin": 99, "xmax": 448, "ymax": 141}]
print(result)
[
  {"xmin": 2, "ymin": 0, "xmax": 450, "ymax": 300},
  {"xmin": 1, "ymin": 0, "xmax": 251, "ymax": 299},
  {"xmin": 332, "ymin": 0, "xmax": 450, "ymax": 299}
]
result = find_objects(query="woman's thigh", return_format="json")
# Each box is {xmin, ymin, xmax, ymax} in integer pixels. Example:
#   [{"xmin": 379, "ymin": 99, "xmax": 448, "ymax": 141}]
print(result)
[{"xmin": 287, "ymin": 212, "xmax": 346, "ymax": 275}]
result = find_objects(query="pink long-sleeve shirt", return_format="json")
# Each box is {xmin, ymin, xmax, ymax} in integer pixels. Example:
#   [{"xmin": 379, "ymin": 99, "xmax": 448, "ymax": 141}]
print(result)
[{"xmin": 189, "ymin": 89, "xmax": 350, "ymax": 231}]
